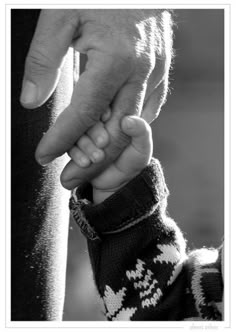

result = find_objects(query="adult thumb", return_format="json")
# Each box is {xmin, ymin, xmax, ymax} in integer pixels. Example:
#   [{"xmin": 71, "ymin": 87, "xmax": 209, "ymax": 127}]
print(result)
[{"xmin": 20, "ymin": 10, "xmax": 78, "ymax": 108}]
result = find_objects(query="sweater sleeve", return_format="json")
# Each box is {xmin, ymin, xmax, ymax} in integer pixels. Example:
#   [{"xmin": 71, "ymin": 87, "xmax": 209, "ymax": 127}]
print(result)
[{"xmin": 69, "ymin": 158, "xmax": 223, "ymax": 321}]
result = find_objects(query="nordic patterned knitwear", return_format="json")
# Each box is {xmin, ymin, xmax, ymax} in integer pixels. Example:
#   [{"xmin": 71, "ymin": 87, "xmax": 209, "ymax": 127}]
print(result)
[{"xmin": 69, "ymin": 158, "xmax": 223, "ymax": 321}]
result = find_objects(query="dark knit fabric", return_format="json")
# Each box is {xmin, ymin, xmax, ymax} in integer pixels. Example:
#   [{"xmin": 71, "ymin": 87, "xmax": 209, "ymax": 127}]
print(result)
[{"xmin": 69, "ymin": 158, "xmax": 223, "ymax": 321}]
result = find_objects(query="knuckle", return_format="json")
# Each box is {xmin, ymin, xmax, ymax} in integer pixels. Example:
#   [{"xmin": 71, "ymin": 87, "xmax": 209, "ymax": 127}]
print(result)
[
  {"xmin": 71, "ymin": 102, "xmax": 101, "ymax": 129},
  {"xmin": 58, "ymin": 10, "xmax": 78, "ymax": 29},
  {"xmin": 132, "ymin": 19, "xmax": 172, "ymax": 80},
  {"xmin": 112, "ymin": 47, "xmax": 136, "ymax": 75},
  {"xmin": 136, "ymin": 52, "xmax": 165, "ymax": 80},
  {"xmin": 108, "ymin": 126, "xmax": 130, "ymax": 155},
  {"xmin": 97, "ymin": 36, "xmax": 136, "ymax": 76},
  {"xmin": 136, "ymin": 49, "xmax": 154, "ymax": 66},
  {"xmin": 25, "ymin": 48, "xmax": 55, "ymax": 77}
]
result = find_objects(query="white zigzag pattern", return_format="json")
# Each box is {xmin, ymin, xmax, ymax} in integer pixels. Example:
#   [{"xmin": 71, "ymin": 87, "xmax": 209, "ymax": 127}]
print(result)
[
  {"xmin": 126, "ymin": 259, "xmax": 162, "ymax": 309},
  {"xmin": 191, "ymin": 267, "xmax": 208, "ymax": 314},
  {"xmin": 103, "ymin": 285, "xmax": 126, "ymax": 317},
  {"xmin": 153, "ymin": 244, "xmax": 180, "ymax": 265},
  {"xmin": 113, "ymin": 307, "xmax": 137, "ymax": 320},
  {"xmin": 133, "ymin": 269, "xmax": 153, "ymax": 289},
  {"xmin": 167, "ymin": 256, "xmax": 186, "ymax": 286},
  {"xmin": 153, "ymin": 244, "xmax": 187, "ymax": 286},
  {"xmin": 126, "ymin": 259, "xmax": 145, "ymax": 280},
  {"xmin": 190, "ymin": 249, "xmax": 219, "ymax": 316},
  {"xmin": 103, "ymin": 285, "xmax": 137, "ymax": 320},
  {"xmin": 192, "ymin": 267, "xmax": 219, "ymax": 310},
  {"xmin": 139, "ymin": 279, "xmax": 158, "ymax": 297},
  {"xmin": 141, "ymin": 288, "xmax": 163, "ymax": 308}
]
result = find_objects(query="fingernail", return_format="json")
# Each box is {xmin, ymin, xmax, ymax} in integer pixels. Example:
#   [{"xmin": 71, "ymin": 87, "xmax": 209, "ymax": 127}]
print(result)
[
  {"xmin": 92, "ymin": 151, "xmax": 103, "ymax": 162},
  {"xmin": 79, "ymin": 157, "xmax": 90, "ymax": 167},
  {"xmin": 37, "ymin": 155, "xmax": 53, "ymax": 166},
  {"xmin": 102, "ymin": 108, "xmax": 111, "ymax": 122},
  {"xmin": 125, "ymin": 116, "xmax": 134, "ymax": 129},
  {"xmin": 96, "ymin": 136, "xmax": 105, "ymax": 147},
  {"xmin": 20, "ymin": 80, "xmax": 38, "ymax": 105},
  {"xmin": 62, "ymin": 178, "xmax": 81, "ymax": 190}
]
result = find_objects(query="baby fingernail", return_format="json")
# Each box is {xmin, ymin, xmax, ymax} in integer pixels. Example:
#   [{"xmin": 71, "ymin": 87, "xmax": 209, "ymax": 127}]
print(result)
[
  {"xmin": 96, "ymin": 136, "xmax": 105, "ymax": 147},
  {"xmin": 79, "ymin": 157, "xmax": 90, "ymax": 167},
  {"xmin": 92, "ymin": 151, "xmax": 103, "ymax": 162},
  {"xmin": 101, "ymin": 108, "xmax": 111, "ymax": 122}
]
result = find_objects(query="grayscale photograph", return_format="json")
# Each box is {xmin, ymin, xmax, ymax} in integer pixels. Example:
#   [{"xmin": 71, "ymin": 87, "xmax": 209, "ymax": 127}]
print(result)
[{"xmin": 10, "ymin": 8, "xmax": 224, "ymax": 322}]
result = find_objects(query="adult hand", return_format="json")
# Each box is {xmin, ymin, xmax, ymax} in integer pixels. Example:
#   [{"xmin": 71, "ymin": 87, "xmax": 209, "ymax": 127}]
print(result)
[{"xmin": 20, "ymin": 9, "xmax": 173, "ymax": 189}]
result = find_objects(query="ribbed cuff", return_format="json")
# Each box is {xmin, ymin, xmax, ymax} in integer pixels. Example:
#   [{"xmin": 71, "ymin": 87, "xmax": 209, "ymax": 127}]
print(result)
[{"xmin": 69, "ymin": 158, "xmax": 169, "ymax": 241}]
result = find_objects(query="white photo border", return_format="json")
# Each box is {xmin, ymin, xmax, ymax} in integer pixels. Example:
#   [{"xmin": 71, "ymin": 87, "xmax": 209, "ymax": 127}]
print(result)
[{"xmin": 3, "ymin": 1, "xmax": 234, "ymax": 331}]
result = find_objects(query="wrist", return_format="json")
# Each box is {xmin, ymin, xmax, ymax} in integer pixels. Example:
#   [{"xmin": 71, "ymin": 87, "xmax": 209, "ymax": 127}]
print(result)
[
  {"xmin": 69, "ymin": 158, "xmax": 169, "ymax": 240},
  {"xmin": 92, "ymin": 170, "xmax": 142, "ymax": 204},
  {"xmin": 93, "ymin": 188, "xmax": 115, "ymax": 205}
]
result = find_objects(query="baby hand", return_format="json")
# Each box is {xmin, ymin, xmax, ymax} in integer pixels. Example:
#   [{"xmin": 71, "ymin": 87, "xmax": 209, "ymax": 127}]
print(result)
[
  {"xmin": 68, "ymin": 109, "xmax": 111, "ymax": 168},
  {"xmin": 69, "ymin": 115, "xmax": 153, "ymax": 204}
]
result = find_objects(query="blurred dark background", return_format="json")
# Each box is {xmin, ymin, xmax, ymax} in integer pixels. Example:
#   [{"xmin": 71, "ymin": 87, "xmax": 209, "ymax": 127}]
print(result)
[{"xmin": 63, "ymin": 9, "xmax": 224, "ymax": 320}]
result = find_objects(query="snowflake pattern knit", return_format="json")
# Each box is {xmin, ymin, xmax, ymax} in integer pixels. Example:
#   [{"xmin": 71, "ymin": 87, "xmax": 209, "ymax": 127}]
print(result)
[{"xmin": 69, "ymin": 158, "xmax": 223, "ymax": 321}]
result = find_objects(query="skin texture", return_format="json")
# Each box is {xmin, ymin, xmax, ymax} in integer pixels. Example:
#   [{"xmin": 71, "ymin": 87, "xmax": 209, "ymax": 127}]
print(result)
[
  {"xmin": 71, "ymin": 115, "xmax": 153, "ymax": 204},
  {"xmin": 20, "ymin": 9, "xmax": 173, "ymax": 189},
  {"xmin": 92, "ymin": 116, "xmax": 153, "ymax": 204}
]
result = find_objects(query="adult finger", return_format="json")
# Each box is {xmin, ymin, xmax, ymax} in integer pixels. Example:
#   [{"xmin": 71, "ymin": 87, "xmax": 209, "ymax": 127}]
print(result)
[
  {"xmin": 35, "ymin": 53, "xmax": 127, "ymax": 165},
  {"xmin": 60, "ymin": 81, "xmax": 145, "ymax": 189},
  {"xmin": 20, "ymin": 10, "xmax": 78, "ymax": 108},
  {"xmin": 141, "ymin": 79, "xmax": 168, "ymax": 124}
]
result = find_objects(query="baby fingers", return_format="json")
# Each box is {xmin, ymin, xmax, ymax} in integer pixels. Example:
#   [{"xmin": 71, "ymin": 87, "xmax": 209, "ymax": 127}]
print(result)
[{"xmin": 121, "ymin": 116, "xmax": 152, "ymax": 156}]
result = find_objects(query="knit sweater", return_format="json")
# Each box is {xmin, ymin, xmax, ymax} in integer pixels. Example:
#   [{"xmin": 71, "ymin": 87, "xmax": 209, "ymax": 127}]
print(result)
[{"xmin": 69, "ymin": 158, "xmax": 223, "ymax": 321}]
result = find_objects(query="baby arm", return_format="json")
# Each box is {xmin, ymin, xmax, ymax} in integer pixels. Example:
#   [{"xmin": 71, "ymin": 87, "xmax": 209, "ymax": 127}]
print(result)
[
  {"xmin": 68, "ymin": 114, "xmax": 152, "ymax": 204},
  {"xmin": 69, "ymin": 117, "xmax": 223, "ymax": 321}
]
